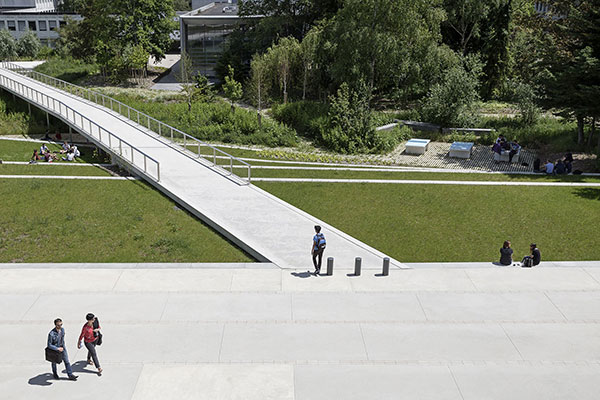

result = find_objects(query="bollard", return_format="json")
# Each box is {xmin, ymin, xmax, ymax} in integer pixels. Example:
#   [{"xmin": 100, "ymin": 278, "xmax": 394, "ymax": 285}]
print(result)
[
  {"xmin": 354, "ymin": 257, "xmax": 362, "ymax": 276},
  {"xmin": 326, "ymin": 257, "xmax": 334, "ymax": 276},
  {"xmin": 382, "ymin": 257, "xmax": 390, "ymax": 276}
]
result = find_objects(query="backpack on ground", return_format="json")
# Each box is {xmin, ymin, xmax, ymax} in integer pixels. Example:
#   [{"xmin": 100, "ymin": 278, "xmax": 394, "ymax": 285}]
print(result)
[{"xmin": 522, "ymin": 257, "xmax": 533, "ymax": 268}]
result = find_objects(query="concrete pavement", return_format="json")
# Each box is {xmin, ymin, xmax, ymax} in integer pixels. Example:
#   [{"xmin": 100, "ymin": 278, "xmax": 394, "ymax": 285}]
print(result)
[{"xmin": 1, "ymin": 263, "xmax": 600, "ymax": 399}]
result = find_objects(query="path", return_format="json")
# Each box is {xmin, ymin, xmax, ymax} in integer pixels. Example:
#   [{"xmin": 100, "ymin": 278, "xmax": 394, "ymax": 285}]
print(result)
[
  {"xmin": 2, "ymin": 262, "xmax": 600, "ymax": 400},
  {"xmin": 0, "ymin": 66, "xmax": 402, "ymax": 270}
]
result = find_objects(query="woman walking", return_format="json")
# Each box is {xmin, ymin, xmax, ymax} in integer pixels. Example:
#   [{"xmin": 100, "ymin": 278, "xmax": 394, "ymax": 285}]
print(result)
[{"xmin": 78, "ymin": 313, "xmax": 102, "ymax": 376}]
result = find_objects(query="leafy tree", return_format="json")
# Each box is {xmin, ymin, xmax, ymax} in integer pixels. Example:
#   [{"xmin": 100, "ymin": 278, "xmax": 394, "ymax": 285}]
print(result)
[
  {"xmin": 194, "ymin": 72, "xmax": 214, "ymax": 103},
  {"xmin": 265, "ymin": 36, "xmax": 300, "ymax": 104},
  {"xmin": 223, "ymin": 65, "xmax": 243, "ymax": 112},
  {"xmin": 299, "ymin": 26, "xmax": 319, "ymax": 100},
  {"xmin": 420, "ymin": 57, "xmax": 481, "ymax": 127},
  {"xmin": 323, "ymin": 81, "xmax": 375, "ymax": 153},
  {"xmin": 172, "ymin": 0, "xmax": 191, "ymax": 11},
  {"xmin": 0, "ymin": 30, "xmax": 18, "ymax": 61},
  {"xmin": 57, "ymin": 0, "xmax": 87, "ymax": 13},
  {"xmin": 17, "ymin": 31, "xmax": 42, "ymax": 59},
  {"xmin": 442, "ymin": 0, "xmax": 493, "ymax": 55},
  {"xmin": 247, "ymin": 53, "xmax": 272, "ymax": 126},
  {"xmin": 177, "ymin": 52, "xmax": 199, "ymax": 115}
]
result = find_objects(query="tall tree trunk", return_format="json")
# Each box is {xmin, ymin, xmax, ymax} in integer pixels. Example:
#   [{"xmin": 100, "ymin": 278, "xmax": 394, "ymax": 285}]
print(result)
[
  {"xmin": 588, "ymin": 117, "xmax": 596, "ymax": 148},
  {"xmin": 302, "ymin": 66, "xmax": 307, "ymax": 100},
  {"xmin": 577, "ymin": 115, "xmax": 585, "ymax": 145}
]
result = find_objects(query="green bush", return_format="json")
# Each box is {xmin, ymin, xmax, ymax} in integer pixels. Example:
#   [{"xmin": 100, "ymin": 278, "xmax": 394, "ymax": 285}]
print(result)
[
  {"xmin": 271, "ymin": 101, "xmax": 329, "ymax": 140},
  {"xmin": 34, "ymin": 57, "xmax": 99, "ymax": 83},
  {"xmin": 105, "ymin": 93, "xmax": 297, "ymax": 147}
]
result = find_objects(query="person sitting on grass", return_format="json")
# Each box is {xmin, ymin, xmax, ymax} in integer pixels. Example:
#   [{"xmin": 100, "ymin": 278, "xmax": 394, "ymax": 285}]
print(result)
[
  {"xmin": 521, "ymin": 243, "xmax": 541, "ymax": 267},
  {"xmin": 62, "ymin": 149, "xmax": 75, "ymax": 162},
  {"xmin": 499, "ymin": 240, "xmax": 514, "ymax": 266},
  {"xmin": 60, "ymin": 141, "xmax": 71, "ymax": 154},
  {"xmin": 533, "ymin": 158, "xmax": 541, "ymax": 172},
  {"xmin": 72, "ymin": 145, "xmax": 80, "ymax": 158},
  {"xmin": 554, "ymin": 159, "xmax": 566, "ymax": 175},
  {"xmin": 44, "ymin": 151, "xmax": 57, "ymax": 163},
  {"xmin": 544, "ymin": 160, "xmax": 554, "ymax": 175},
  {"xmin": 29, "ymin": 149, "xmax": 40, "ymax": 164},
  {"xmin": 40, "ymin": 143, "xmax": 49, "ymax": 155}
]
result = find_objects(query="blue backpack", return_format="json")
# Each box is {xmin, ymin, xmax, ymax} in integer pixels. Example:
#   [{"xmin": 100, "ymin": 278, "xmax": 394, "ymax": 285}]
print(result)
[{"xmin": 315, "ymin": 233, "xmax": 326, "ymax": 250}]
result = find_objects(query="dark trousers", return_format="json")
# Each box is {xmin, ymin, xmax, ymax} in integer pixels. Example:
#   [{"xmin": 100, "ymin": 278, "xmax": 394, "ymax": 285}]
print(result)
[
  {"xmin": 312, "ymin": 249, "xmax": 324, "ymax": 270},
  {"xmin": 51, "ymin": 349, "xmax": 73, "ymax": 376},
  {"xmin": 85, "ymin": 340, "xmax": 100, "ymax": 368},
  {"xmin": 509, "ymin": 150, "xmax": 517, "ymax": 162}
]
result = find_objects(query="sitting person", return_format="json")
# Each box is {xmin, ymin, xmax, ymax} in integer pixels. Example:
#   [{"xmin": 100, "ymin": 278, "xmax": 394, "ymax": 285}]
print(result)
[
  {"xmin": 40, "ymin": 143, "xmax": 49, "ymax": 155},
  {"xmin": 564, "ymin": 158, "xmax": 573, "ymax": 174},
  {"xmin": 71, "ymin": 145, "xmax": 80, "ymax": 158},
  {"xmin": 44, "ymin": 151, "xmax": 57, "ymax": 163},
  {"xmin": 492, "ymin": 142, "xmax": 502, "ymax": 154},
  {"xmin": 499, "ymin": 240, "xmax": 514, "ymax": 266},
  {"xmin": 60, "ymin": 141, "xmax": 71, "ymax": 154},
  {"xmin": 521, "ymin": 243, "xmax": 541, "ymax": 267},
  {"xmin": 544, "ymin": 160, "xmax": 554, "ymax": 175},
  {"xmin": 533, "ymin": 158, "xmax": 541, "ymax": 172},
  {"xmin": 564, "ymin": 151, "xmax": 573, "ymax": 164},
  {"xmin": 509, "ymin": 141, "xmax": 521, "ymax": 162},
  {"xmin": 29, "ymin": 149, "xmax": 40, "ymax": 164},
  {"xmin": 501, "ymin": 140, "xmax": 511, "ymax": 150},
  {"xmin": 554, "ymin": 159, "xmax": 566, "ymax": 175},
  {"xmin": 495, "ymin": 135, "xmax": 506, "ymax": 144},
  {"xmin": 62, "ymin": 149, "xmax": 75, "ymax": 162}
]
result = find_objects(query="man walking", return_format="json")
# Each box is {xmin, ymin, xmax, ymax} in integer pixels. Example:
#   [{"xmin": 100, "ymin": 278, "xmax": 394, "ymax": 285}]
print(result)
[
  {"xmin": 311, "ymin": 225, "xmax": 326, "ymax": 275},
  {"xmin": 47, "ymin": 318, "xmax": 78, "ymax": 381}
]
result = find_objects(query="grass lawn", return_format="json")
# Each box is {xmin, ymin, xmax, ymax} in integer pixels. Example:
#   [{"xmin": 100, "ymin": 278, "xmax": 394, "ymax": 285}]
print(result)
[
  {"xmin": 256, "ymin": 182, "xmax": 600, "ymax": 262},
  {"xmin": 0, "ymin": 179, "xmax": 252, "ymax": 263},
  {"xmin": 0, "ymin": 164, "xmax": 112, "ymax": 176},
  {"xmin": 245, "ymin": 167, "xmax": 600, "ymax": 183},
  {"xmin": 0, "ymin": 140, "xmax": 104, "ymax": 164}
]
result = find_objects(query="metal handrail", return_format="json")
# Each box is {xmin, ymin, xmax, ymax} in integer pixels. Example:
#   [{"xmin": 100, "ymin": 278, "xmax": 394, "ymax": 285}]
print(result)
[
  {"xmin": 0, "ymin": 61, "xmax": 251, "ymax": 183},
  {"xmin": 0, "ymin": 71, "xmax": 160, "ymax": 182}
]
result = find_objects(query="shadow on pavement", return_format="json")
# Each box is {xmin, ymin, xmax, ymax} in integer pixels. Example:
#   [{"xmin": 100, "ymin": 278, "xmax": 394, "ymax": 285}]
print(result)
[
  {"xmin": 70, "ymin": 360, "xmax": 98, "ymax": 374},
  {"xmin": 291, "ymin": 271, "xmax": 313, "ymax": 279},
  {"xmin": 28, "ymin": 372, "xmax": 55, "ymax": 386}
]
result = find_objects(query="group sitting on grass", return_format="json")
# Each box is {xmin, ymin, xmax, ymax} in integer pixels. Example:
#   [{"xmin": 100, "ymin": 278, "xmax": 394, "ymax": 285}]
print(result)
[
  {"xmin": 499, "ymin": 241, "xmax": 541, "ymax": 267},
  {"xmin": 30, "ymin": 141, "xmax": 80, "ymax": 164},
  {"xmin": 533, "ymin": 152, "xmax": 574, "ymax": 175},
  {"xmin": 492, "ymin": 135, "xmax": 521, "ymax": 162}
]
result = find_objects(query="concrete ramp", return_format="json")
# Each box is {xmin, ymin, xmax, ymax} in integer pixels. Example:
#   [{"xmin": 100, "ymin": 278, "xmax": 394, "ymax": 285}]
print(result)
[{"xmin": 0, "ymin": 65, "xmax": 405, "ymax": 270}]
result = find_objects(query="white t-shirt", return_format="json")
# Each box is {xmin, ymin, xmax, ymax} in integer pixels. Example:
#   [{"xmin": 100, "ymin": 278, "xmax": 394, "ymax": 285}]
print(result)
[
  {"xmin": 545, "ymin": 162, "xmax": 554, "ymax": 173},
  {"xmin": 66, "ymin": 153, "xmax": 75, "ymax": 161}
]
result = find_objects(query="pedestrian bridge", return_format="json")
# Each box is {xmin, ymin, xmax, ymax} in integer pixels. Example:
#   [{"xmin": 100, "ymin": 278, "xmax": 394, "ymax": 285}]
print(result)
[{"xmin": 0, "ymin": 62, "xmax": 403, "ymax": 270}]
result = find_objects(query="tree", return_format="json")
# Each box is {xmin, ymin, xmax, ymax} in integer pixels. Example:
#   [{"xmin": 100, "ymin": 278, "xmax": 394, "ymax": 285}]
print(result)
[
  {"xmin": 420, "ymin": 57, "xmax": 481, "ymax": 127},
  {"xmin": 266, "ymin": 37, "xmax": 300, "ymax": 104},
  {"xmin": 248, "ymin": 53, "xmax": 272, "ymax": 126},
  {"xmin": 442, "ymin": 0, "xmax": 493, "ymax": 55},
  {"xmin": 0, "ymin": 30, "xmax": 18, "ymax": 61},
  {"xmin": 300, "ymin": 26, "xmax": 319, "ymax": 100},
  {"xmin": 223, "ymin": 65, "xmax": 243, "ymax": 112},
  {"xmin": 17, "ymin": 31, "xmax": 42, "ymax": 59},
  {"xmin": 172, "ymin": 0, "xmax": 191, "ymax": 11},
  {"xmin": 176, "ymin": 52, "xmax": 199, "ymax": 115},
  {"xmin": 57, "ymin": 0, "xmax": 87, "ymax": 13},
  {"xmin": 194, "ymin": 72, "xmax": 214, "ymax": 103}
]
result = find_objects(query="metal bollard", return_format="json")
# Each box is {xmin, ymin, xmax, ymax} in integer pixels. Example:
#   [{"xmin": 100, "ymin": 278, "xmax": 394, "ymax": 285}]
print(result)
[
  {"xmin": 354, "ymin": 257, "xmax": 362, "ymax": 276},
  {"xmin": 326, "ymin": 257, "xmax": 334, "ymax": 276},
  {"xmin": 382, "ymin": 257, "xmax": 390, "ymax": 276}
]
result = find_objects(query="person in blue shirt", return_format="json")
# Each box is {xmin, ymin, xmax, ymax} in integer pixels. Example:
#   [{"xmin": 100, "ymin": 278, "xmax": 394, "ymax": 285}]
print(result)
[
  {"xmin": 311, "ymin": 225, "xmax": 326, "ymax": 275},
  {"xmin": 47, "ymin": 318, "xmax": 78, "ymax": 381}
]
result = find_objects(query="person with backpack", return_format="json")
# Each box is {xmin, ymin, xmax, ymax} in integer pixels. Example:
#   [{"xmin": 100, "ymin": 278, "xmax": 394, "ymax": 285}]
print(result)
[
  {"xmin": 47, "ymin": 318, "xmax": 78, "ymax": 381},
  {"xmin": 78, "ymin": 313, "xmax": 102, "ymax": 376},
  {"xmin": 311, "ymin": 225, "xmax": 326, "ymax": 275},
  {"xmin": 521, "ymin": 243, "xmax": 541, "ymax": 267}
]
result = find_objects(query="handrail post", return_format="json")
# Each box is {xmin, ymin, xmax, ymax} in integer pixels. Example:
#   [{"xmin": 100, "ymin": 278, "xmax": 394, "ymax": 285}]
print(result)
[
  {"xmin": 230, "ymin": 157, "xmax": 233, "ymax": 175},
  {"xmin": 170, "ymin": 127, "xmax": 173, "ymax": 141},
  {"xmin": 157, "ymin": 162, "xmax": 160, "ymax": 182},
  {"xmin": 213, "ymin": 148, "xmax": 216, "ymax": 165},
  {"xmin": 184, "ymin": 134, "xmax": 186, "ymax": 149},
  {"xmin": 198, "ymin": 143, "xmax": 201, "ymax": 158},
  {"xmin": 248, "ymin": 165, "xmax": 251, "ymax": 183},
  {"xmin": 144, "ymin": 155, "xmax": 147, "ymax": 172}
]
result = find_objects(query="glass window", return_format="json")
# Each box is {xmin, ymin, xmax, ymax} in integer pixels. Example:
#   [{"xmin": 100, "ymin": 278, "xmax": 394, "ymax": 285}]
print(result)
[
  {"xmin": 39, "ymin": 21, "xmax": 47, "ymax": 31},
  {"xmin": 0, "ymin": 21, "xmax": 5, "ymax": 30},
  {"xmin": 18, "ymin": 21, "xmax": 26, "ymax": 31},
  {"xmin": 48, "ymin": 21, "xmax": 57, "ymax": 31},
  {"xmin": 7, "ymin": 21, "xmax": 16, "ymax": 31},
  {"xmin": 28, "ymin": 21, "xmax": 36, "ymax": 31}
]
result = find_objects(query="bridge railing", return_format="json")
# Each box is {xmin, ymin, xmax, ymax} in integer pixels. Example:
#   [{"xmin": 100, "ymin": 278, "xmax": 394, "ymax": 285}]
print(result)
[
  {"xmin": 0, "ymin": 71, "xmax": 160, "ymax": 181},
  {"xmin": 0, "ymin": 61, "xmax": 251, "ymax": 184}
]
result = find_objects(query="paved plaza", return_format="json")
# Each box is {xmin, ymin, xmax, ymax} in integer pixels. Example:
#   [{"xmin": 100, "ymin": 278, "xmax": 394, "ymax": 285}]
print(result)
[{"xmin": 2, "ymin": 262, "xmax": 600, "ymax": 399}]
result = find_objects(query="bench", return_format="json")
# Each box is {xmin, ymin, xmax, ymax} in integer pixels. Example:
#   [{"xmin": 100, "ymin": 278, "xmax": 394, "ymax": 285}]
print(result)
[
  {"xmin": 449, "ymin": 142, "xmax": 474, "ymax": 159},
  {"xmin": 405, "ymin": 139, "xmax": 431, "ymax": 155},
  {"xmin": 494, "ymin": 148, "xmax": 521, "ymax": 163}
]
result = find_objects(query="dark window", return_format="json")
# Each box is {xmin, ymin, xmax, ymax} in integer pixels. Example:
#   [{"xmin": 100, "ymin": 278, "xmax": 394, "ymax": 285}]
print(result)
[
  {"xmin": 59, "ymin": 21, "xmax": 66, "ymax": 28},
  {"xmin": 39, "ymin": 21, "xmax": 47, "ymax": 31},
  {"xmin": 48, "ymin": 21, "xmax": 57, "ymax": 31},
  {"xmin": 18, "ymin": 21, "xmax": 26, "ymax": 31},
  {"xmin": 28, "ymin": 21, "xmax": 36, "ymax": 31},
  {"xmin": 7, "ymin": 21, "xmax": 16, "ymax": 31}
]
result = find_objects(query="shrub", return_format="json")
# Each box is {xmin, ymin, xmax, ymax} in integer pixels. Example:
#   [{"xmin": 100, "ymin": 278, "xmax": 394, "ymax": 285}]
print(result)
[
  {"xmin": 0, "ymin": 29, "xmax": 17, "ymax": 60},
  {"xmin": 271, "ymin": 101, "xmax": 329, "ymax": 140},
  {"xmin": 17, "ymin": 31, "xmax": 41, "ymax": 59},
  {"xmin": 34, "ymin": 57, "xmax": 99, "ymax": 83}
]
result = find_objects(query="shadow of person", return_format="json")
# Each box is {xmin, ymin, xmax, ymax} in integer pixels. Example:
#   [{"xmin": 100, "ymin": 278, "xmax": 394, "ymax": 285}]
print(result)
[
  {"xmin": 28, "ymin": 373, "xmax": 55, "ymax": 386},
  {"xmin": 291, "ymin": 271, "xmax": 313, "ymax": 279},
  {"xmin": 70, "ymin": 360, "xmax": 97, "ymax": 374}
]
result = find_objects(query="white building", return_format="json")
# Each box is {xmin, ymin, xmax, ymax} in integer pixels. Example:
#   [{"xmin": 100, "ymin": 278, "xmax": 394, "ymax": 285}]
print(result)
[{"xmin": 0, "ymin": 0, "xmax": 81, "ymax": 47}]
